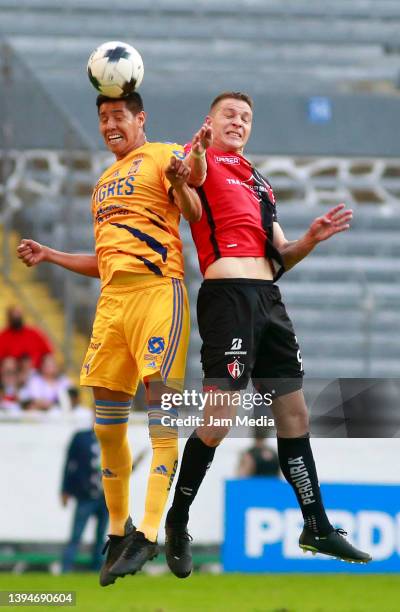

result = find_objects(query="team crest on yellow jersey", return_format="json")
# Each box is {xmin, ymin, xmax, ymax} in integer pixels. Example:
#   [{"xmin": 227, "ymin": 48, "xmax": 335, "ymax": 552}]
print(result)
[{"xmin": 128, "ymin": 157, "xmax": 143, "ymax": 175}]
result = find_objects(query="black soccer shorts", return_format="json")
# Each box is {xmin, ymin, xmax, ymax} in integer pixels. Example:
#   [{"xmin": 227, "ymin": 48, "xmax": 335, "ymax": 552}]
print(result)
[{"xmin": 197, "ymin": 279, "xmax": 304, "ymax": 397}]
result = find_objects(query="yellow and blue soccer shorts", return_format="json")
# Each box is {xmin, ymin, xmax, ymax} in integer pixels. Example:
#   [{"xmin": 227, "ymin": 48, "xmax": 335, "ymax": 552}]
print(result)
[{"xmin": 80, "ymin": 274, "xmax": 190, "ymax": 394}]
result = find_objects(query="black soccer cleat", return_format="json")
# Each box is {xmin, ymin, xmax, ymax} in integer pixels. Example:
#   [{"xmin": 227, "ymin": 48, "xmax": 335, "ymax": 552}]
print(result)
[
  {"xmin": 109, "ymin": 530, "xmax": 159, "ymax": 577},
  {"xmin": 299, "ymin": 527, "xmax": 372, "ymax": 564},
  {"xmin": 99, "ymin": 517, "xmax": 135, "ymax": 587},
  {"xmin": 165, "ymin": 523, "xmax": 193, "ymax": 578}
]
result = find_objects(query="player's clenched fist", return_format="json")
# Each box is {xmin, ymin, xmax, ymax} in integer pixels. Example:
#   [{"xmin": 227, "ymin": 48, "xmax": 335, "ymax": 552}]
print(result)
[
  {"xmin": 17, "ymin": 239, "xmax": 48, "ymax": 267},
  {"xmin": 165, "ymin": 156, "xmax": 190, "ymax": 189}
]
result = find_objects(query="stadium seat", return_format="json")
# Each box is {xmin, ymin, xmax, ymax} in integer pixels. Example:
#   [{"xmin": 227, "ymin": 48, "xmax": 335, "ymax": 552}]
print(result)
[{"xmin": 3, "ymin": 0, "xmax": 400, "ymax": 379}]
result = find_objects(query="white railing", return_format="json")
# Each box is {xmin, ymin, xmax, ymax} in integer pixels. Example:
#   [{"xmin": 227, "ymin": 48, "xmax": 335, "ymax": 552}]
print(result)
[{"xmin": 2, "ymin": 150, "xmax": 400, "ymax": 376}]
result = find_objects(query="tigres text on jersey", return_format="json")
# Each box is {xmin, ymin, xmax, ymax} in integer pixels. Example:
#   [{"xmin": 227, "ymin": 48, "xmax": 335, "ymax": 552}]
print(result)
[{"xmin": 92, "ymin": 142, "xmax": 185, "ymax": 287}]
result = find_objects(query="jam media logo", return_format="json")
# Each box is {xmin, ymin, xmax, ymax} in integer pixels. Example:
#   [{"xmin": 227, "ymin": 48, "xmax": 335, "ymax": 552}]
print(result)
[
  {"xmin": 148, "ymin": 336, "xmax": 165, "ymax": 355},
  {"xmin": 227, "ymin": 359, "xmax": 245, "ymax": 379}
]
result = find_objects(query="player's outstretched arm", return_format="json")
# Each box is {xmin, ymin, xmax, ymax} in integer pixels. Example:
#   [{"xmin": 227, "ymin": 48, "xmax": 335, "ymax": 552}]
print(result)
[
  {"xmin": 17, "ymin": 239, "xmax": 100, "ymax": 278},
  {"xmin": 185, "ymin": 121, "xmax": 213, "ymax": 187},
  {"xmin": 274, "ymin": 203, "xmax": 352, "ymax": 271},
  {"xmin": 166, "ymin": 156, "xmax": 202, "ymax": 222}
]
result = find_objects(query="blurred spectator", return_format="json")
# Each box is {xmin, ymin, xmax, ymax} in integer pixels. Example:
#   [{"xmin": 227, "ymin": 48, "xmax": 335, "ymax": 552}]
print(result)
[
  {"xmin": 68, "ymin": 387, "xmax": 93, "ymax": 425},
  {"xmin": 0, "ymin": 356, "xmax": 32, "ymax": 414},
  {"xmin": 16, "ymin": 353, "xmax": 35, "ymax": 388},
  {"xmin": 237, "ymin": 429, "xmax": 280, "ymax": 477},
  {"xmin": 61, "ymin": 427, "xmax": 108, "ymax": 572},
  {"xmin": 0, "ymin": 305, "xmax": 53, "ymax": 368},
  {"xmin": 19, "ymin": 353, "xmax": 71, "ymax": 411},
  {"xmin": 0, "ymin": 380, "xmax": 20, "ymax": 413},
  {"xmin": 0, "ymin": 356, "xmax": 19, "ymax": 402}
]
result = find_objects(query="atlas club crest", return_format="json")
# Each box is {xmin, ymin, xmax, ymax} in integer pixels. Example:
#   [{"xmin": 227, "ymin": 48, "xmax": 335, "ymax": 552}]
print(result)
[{"xmin": 227, "ymin": 359, "xmax": 244, "ymax": 379}]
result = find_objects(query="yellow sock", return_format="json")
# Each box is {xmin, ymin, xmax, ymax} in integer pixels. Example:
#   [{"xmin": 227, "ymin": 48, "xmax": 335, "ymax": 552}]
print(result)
[
  {"xmin": 94, "ymin": 400, "xmax": 133, "ymax": 536},
  {"xmin": 138, "ymin": 419, "xmax": 178, "ymax": 542}
]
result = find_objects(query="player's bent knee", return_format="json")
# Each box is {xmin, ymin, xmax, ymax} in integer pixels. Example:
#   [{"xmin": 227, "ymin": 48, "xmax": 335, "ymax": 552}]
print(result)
[{"xmin": 197, "ymin": 426, "xmax": 229, "ymax": 447}]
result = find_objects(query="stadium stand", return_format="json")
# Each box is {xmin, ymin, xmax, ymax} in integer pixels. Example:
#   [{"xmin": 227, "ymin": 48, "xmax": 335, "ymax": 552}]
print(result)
[
  {"xmin": 1, "ymin": 0, "xmax": 399, "ymax": 381},
  {"xmin": 278, "ymin": 203, "xmax": 400, "ymax": 377},
  {"xmin": 0, "ymin": 228, "xmax": 88, "ymax": 392},
  {"xmin": 2, "ymin": 0, "xmax": 400, "ymax": 154},
  {"xmin": 1, "ymin": 0, "xmax": 400, "ymax": 574}
]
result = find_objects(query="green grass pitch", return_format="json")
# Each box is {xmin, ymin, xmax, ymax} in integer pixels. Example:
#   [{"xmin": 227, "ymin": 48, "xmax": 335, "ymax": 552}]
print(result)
[{"xmin": 0, "ymin": 573, "xmax": 398, "ymax": 612}]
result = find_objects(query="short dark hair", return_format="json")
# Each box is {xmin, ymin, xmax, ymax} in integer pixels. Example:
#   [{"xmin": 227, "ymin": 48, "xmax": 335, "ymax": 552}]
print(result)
[
  {"xmin": 210, "ymin": 91, "xmax": 253, "ymax": 112},
  {"xmin": 96, "ymin": 91, "xmax": 144, "ymax": 115}
]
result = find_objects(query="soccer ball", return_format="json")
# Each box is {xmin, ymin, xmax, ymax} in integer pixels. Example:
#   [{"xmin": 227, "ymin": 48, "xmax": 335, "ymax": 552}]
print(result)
[{"xmin": 87, "ymin": 41, "xmax": 144, "ymax": 98}]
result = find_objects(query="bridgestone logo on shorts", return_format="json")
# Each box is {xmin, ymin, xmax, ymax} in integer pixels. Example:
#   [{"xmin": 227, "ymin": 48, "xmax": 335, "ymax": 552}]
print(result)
[{"xmin": 288, "ymin": 456, "xmax": 316, "ymax": 505}]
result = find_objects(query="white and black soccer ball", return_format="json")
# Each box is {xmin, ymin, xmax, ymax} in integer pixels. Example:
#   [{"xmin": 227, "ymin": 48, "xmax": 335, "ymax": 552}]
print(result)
[{"xmin": 87, "ymin": 41, "xmax": 144, "ymax": 98}]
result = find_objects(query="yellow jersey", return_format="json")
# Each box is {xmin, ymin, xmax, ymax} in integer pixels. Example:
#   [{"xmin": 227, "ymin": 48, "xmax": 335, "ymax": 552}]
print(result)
[{"xmin": 92, "ymin": 141, "xmax": 185, "ymax": 287}]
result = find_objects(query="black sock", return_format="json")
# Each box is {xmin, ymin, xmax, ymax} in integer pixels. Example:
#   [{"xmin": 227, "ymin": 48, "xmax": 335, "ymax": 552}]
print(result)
[
  {"xmin": 277, "ymin": 435, "xmax": 333, "ymax": 536},
  {"xmin": 166, "ymin": 431, "xmax": 216, "ymax": 526}
]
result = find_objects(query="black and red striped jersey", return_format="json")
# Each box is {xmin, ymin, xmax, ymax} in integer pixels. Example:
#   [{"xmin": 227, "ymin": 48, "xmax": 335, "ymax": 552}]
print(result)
[{"xmin": 188, "ymin": 145, "xmax": 284, "ymax": 279}]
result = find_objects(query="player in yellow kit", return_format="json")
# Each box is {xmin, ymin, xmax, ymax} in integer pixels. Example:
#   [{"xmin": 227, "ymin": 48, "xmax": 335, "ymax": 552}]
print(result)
[
  {"xmin": 84, "ymin": 120, "xmax": 190, "ymax": 394},
  {"xmin": 17, "ymin": 92, "xmax": 202, "ymax": 586}
]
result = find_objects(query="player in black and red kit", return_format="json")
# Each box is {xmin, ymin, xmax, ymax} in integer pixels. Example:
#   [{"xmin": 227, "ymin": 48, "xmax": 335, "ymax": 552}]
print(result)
[{"xmin": 165, "ymin": 92, "xmax": 371, "ymax": 577}]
